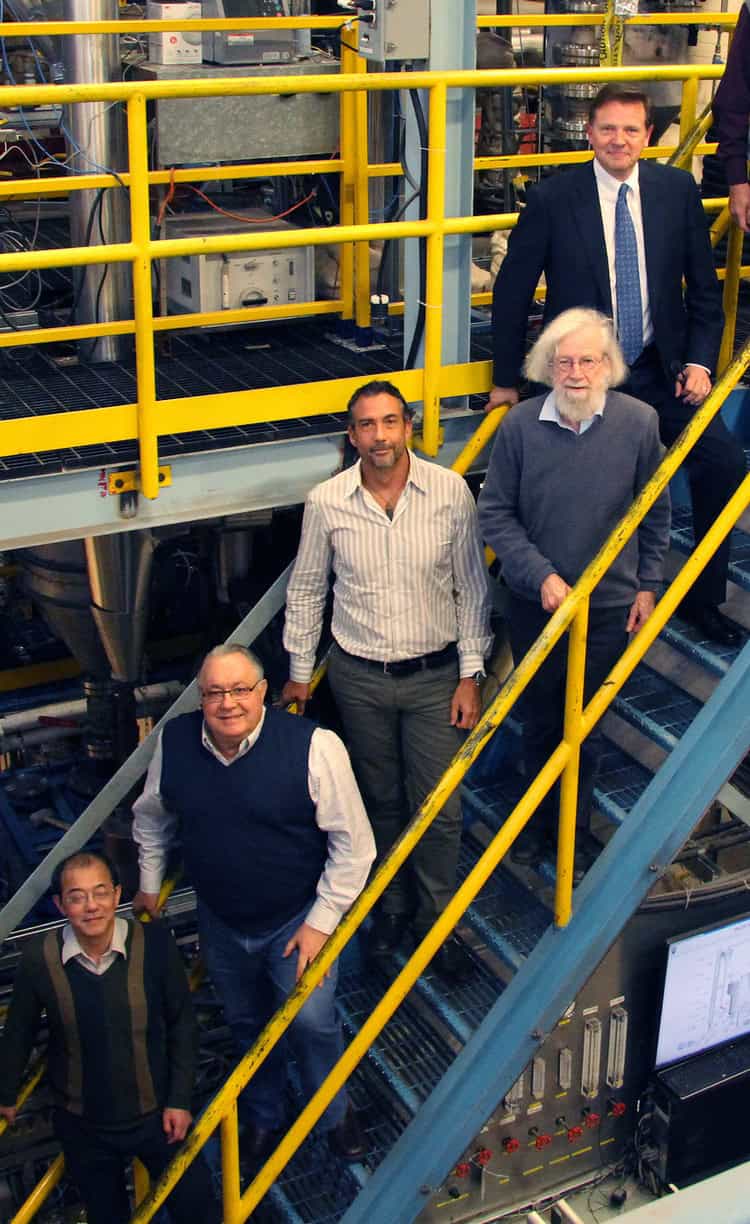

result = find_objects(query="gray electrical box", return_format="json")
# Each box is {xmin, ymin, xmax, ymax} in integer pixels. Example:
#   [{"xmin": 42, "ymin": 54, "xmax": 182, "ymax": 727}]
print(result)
[
  {"xmin": 201, "ymin": 0, "xmax": 294, "ymax": 65},
  {"xmin": 357, "ymin": 0, "xmax": 430, "ymax": 62},
  {"xmin": 164, "ymin": 210, "xmax": 315, "ymax": 323}
]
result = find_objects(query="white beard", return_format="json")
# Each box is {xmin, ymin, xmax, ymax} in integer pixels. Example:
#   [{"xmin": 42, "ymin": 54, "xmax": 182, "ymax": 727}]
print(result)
[{"xmin": 556, "ymin": 385, "xmax": 607, "ymax": 424}]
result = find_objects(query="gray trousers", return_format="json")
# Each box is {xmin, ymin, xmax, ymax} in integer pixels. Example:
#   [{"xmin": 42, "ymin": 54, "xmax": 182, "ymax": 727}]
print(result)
[{"xmin": 327, "ymin": 642, "xmax": 464, "ymax": 933}]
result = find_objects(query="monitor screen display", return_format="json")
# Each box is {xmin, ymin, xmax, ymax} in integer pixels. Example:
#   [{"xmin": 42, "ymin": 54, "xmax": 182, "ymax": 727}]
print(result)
[{"xmin": 655, "ymin": 911, "xmax": 750, "ymax": 1069}]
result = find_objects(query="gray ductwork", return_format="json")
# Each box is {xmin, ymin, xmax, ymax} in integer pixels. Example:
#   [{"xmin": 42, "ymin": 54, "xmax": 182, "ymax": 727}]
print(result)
[{"xmin": 62, "ymin": 0, "xmax": 132, "ymax": 363}]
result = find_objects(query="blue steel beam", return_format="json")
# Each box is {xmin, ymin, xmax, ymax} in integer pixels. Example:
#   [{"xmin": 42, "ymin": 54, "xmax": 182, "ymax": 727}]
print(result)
[{"xmin": 340, "ymin": 640, "xmax": 750, "ymax": 1224}]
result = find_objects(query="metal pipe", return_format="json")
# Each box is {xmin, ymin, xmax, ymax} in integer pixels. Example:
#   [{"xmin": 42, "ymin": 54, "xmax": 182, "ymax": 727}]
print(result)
[
  {"xmin": 0, "ymin": 681, "xmax": 183, "ymax": 738},
  {"xmin": 62, "ymin": 0, "xmax": 131, "ymax": 363}
]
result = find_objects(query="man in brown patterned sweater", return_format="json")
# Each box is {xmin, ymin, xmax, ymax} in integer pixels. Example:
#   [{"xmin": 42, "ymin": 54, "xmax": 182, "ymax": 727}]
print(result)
[{"xmin": 0, "ymin": 850, "xmax": 219, "ymax": 1224}]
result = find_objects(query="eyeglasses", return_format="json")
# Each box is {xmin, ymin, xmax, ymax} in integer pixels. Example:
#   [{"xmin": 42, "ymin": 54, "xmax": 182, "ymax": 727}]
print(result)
[
  {"xmin": 553, "ymin": 356, "xmax": 604, "ymax": 373},
  {"xmin": 63, "ymin": 885, "xmax": 116, "ymax": 908},
  {"xmin": 200, "ymin": 679, "xmax": 263, "ymax": 705}
]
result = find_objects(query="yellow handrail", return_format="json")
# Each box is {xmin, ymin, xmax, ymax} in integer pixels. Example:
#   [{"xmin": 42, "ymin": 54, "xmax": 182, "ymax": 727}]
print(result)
[{"xmin": 0, "ymin": 56, "xmax": 735, "ymax": 497}]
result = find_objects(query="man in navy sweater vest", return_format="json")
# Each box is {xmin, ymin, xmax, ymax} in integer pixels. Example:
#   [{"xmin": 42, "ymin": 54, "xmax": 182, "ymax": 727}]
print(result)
[
  {"xmin": 478, "ymin": 309, "xmax": 671, "ymax": 877},
  {"xmin": 132, "ymin": 643, "xmax": 375, "ymax": 1168},
  {"xmin": 0, "ymin": 850, "xmax": 218, "ymax": 1224}
]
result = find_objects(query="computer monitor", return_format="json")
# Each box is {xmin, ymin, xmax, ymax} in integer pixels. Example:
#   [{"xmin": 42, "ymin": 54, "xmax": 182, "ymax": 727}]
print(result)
[{"xmin": 654, "ymin": 910, "xmax": 750, "ymax": 1069}]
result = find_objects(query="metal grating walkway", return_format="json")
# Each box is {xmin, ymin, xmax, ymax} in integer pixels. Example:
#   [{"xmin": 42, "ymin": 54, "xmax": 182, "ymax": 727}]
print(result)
[{"xmin": 0, "ymin": 320, "xmax": 495, "ymax": 480}]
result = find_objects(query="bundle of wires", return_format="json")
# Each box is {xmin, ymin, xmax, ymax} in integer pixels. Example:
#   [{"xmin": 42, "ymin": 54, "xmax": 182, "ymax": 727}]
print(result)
[{"xmin": 0, "ymin": 203, "xmax": 42, "ymax": 331}]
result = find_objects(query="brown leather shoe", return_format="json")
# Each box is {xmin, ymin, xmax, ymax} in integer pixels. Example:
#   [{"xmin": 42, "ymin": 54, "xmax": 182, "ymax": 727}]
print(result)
[{"xmin": 328, "ymin": 1105, "xmax": 367, "ymax": 1162}]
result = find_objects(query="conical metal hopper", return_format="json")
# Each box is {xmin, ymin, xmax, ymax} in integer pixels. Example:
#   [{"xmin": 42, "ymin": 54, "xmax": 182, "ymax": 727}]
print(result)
[
  {"xmin": 20, "ymin": 542, "xmax": 111, "ymax": 677},
  {"xmin": 86, "ymin": 532, "xmax": 155, "ymax": 684}
]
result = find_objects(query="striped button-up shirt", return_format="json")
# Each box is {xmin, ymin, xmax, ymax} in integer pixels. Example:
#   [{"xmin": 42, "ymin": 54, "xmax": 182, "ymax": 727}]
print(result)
[{"xmin": 284, "ymin": 451, "xmax": 493, "ymax": 682}]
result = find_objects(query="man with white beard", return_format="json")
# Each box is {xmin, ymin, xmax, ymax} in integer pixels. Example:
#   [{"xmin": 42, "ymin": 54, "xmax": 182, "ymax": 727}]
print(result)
[{"xmin": 477, "ymin": 308, "xmax": 671, "ymax": 874}]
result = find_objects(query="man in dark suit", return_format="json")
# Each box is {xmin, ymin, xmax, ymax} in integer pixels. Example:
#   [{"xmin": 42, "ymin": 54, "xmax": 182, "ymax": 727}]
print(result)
[{"xmin": 487, "ymin": 84, "xmax": 746, "ymax": 644}]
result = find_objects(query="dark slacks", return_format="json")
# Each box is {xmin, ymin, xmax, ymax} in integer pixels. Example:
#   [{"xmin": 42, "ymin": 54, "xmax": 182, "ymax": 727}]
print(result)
[
  {"xmin": 622, "ymin": 345, "xmax": 746, "ymax": 609},
  {"xmin": 54, "ymin": 1108, "xmax": 219, "ymax": 1224},
  {"xmin": 327, "ymin": 642, "xmax": 464, "ymax": 936},
  {"xmin": 198, "ymin": 900, "xmax": 346, "ymax": 1133},
  {"xmin": 507, "ymin": 596, "xmax": 630, "ymax": 839}
]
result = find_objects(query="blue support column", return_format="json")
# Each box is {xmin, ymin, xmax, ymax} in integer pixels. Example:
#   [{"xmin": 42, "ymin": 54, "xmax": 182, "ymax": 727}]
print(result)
[{"xmin": 340, "ymin": 641, "xmax": 750, "ymax": 1224}]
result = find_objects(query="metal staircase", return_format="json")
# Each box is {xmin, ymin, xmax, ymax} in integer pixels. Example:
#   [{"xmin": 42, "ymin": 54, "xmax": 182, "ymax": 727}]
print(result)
[
  {"xmin": 245, "ymin": 619, "xmax": 750, "ymax": 1224},
  {"xmin": 3, "ymin": 402, "xmax": 750, "ymax": 1224}
]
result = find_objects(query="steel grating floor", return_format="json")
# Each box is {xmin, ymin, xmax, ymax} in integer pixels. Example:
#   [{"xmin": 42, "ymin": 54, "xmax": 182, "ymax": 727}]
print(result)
[
  {"xmin": 0, "ymin": 312, "xmax": 495, "ymax": 480},
  {"xmin": 670, "ymin": 506, "xmax": 750, "ymax": 593},
  {"xmin": 660, "ymin": 612, "xmax": 749, "ymax": 676},
  {"xmin": 613, "ymin": 664, "xmax": 701, "ymax": 752}
]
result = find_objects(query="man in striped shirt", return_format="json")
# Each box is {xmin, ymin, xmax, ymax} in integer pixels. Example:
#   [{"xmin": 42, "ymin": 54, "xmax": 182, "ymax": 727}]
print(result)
[{"xmin": 281, "ymin": 380, "xmax": 492, "ymax": 980}]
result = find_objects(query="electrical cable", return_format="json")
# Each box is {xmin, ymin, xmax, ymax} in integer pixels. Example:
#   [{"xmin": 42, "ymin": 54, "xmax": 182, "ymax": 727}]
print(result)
[{"xmin": 404, "ymin": 85, "xmax": 428, "ymax": 371}]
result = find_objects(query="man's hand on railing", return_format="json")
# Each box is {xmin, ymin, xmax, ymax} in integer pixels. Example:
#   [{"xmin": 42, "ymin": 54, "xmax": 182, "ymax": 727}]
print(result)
[
  {"xmin": 540, "ymin": 573, "xmax": 572, "ymax": 613},
  {"xmin": 0, "ymin": 1104, "xmax": 17, "ymax": 1126},
  {"xmin": 728, "ymin": 182, "xmax": 750, "ymax": 233},
  {"xmin": 626, "ymin": 590, "xmax": 656, "ymax": 635},
  {"xmin": 483, "ymin": 385, "xmax": 519, "ymax": 413},
  {"xmin": 132, "ymin": 891, "xmax": 161, "ymax": 919},
  {"xmin": 283, "ymin": 921, "xmax": 330, "ymax": 986},
  {"xmin": 278, "ymin": 680, "xmax": 311, "ymax": 715}
]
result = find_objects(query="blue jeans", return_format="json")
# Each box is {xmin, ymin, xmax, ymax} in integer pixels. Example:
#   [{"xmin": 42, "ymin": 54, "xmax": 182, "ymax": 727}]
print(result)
[{"xmin": 198, "ymin": 901, "xmax": 347, "ymax": 1132}]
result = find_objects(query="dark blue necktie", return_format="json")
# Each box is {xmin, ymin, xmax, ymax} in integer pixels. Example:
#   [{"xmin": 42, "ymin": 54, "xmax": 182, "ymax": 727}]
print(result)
[{"xmin": 615, "ymin": 182, "xmax": 643, "ymax": 365}]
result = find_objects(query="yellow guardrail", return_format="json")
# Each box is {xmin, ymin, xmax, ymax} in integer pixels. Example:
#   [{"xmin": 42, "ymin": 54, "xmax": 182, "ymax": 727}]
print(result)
[{"xmin": 0, "ymin": 8, "xmax": 736, "ymax": 496}]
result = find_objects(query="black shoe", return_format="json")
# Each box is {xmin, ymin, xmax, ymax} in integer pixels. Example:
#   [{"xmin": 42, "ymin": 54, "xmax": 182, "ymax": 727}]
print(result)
[
  {"xmin": 433, "ymin": 933, "xmax": 474, "ymax": 984},
  {"xmin": 328, "ymin": 1105, "xmax": 367, "ymax": 1162},
  {"xmin": 240, "ymin": 1121, "xmax": 281, "ymax": 1168},
  {"xmin": 510, "ymin": 830, "xmax": 543, "ymax": 866},
  {"xmin": 682, "ymin": 603, "xmax": 742, "ymax": 647},
  {"xmin": 368, "ymin": 911, "xmax": 410, "ymax": 960}
]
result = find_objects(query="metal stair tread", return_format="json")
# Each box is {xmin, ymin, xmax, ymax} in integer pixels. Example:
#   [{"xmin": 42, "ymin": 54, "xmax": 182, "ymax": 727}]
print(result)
[
  {"xmin": 660, "ymin": 612, "xmax": 748, "ymax": 676},
  {"xmin": 337, "ymin": 971, "xmax": 457, "ymax": 1111},
  {"xmin": 670, "ymin": 507, "xmax": 750, "ymax": 591},
  {"xmin": 613, "ymin": 661, "xmax": 702, "ymax": 750}
]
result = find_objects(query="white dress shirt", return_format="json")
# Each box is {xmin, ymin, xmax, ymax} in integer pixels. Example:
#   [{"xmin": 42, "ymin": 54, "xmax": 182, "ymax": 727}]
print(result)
[
  {"xmin": 539, "ymin": 391, "xmax": 604, "ymax": 436},
  {"xmin": 283, "ymin": 451, "xmax": 493, "ymax": 682},
  {"xmin": 132, "ymin": 708, "xmax": 376, "ymax": 936},
  {"xmin": 593, "ymin": 158, "xmax": 654, "ymax": 349},
  {"xmin": 61, "ymin": 915, "xmax": 129, "ymax": 976}
]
